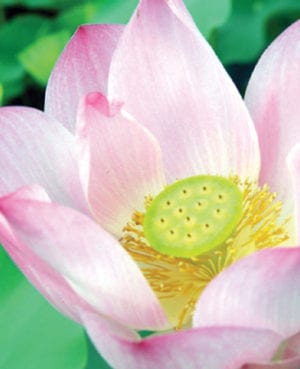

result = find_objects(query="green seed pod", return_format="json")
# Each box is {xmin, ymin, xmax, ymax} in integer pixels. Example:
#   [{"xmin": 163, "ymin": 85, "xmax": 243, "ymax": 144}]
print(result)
[{"xmin": 143, "ymin": 175, "xmax": 243, "ymax": 258}]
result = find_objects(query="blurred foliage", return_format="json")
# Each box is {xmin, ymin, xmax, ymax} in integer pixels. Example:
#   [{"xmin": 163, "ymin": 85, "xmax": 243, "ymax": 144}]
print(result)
[
  {"xmin": 0, "ymin": 0, "xmax": 299, "ymax": 368},
  {"xmin": 0, "ymin": 247, "xmax": 87, "ymax": 369},
  {"xmin": 0, "ymin": 0, "xmax": 299, "ymax": 106}
]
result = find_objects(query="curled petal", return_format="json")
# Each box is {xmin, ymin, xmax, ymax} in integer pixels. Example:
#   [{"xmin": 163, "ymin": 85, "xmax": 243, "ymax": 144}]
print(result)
[{"xmin": 76, "ymin": 92, "xmax": 165, "ymax": 236}]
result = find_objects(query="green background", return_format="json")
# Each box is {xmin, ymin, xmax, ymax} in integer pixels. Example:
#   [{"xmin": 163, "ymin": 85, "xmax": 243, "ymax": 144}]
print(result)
[{"xmin": 0, "ymin": 0, "xmax": 299, "ymax": 368}]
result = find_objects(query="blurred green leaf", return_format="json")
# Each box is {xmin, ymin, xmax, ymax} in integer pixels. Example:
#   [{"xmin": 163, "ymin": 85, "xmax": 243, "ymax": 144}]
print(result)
[
  {"xmin": 215, "ymin": 0, "xmax": 300, "ymax": 64},
  {"xmin": 18, "ymin": 29, "xmax": 71, "ymax": 85},
  {"xmin": 54, "ymin": 3, "xmax": 99, "ymax": 32},
  {"xmin": 0, "ymin": 83, "xmax": 3, "ymax": 105},
  {"xmin": 91, "ymin": 0, "xmax": 138, "ymax": 24},
  {"xmin": 0, "ymin": 14, "xmax": 50, "ymax": 101},
  {"xmin": 0, "ymin": 0, "xmax": 83, "ymax": 9},
  {"xmin": 185, "ymin": 0, "xmax": 232, "ymax": 38},
  {"xmin": 0, "ymin": 247, "xmax": 87, "ymax": 369}
]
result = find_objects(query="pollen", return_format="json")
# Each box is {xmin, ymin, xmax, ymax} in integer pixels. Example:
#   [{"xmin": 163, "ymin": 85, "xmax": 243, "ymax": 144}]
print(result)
[{"xmin": 120, "ymin": 175, "xmax": 290, "ymax": 329}]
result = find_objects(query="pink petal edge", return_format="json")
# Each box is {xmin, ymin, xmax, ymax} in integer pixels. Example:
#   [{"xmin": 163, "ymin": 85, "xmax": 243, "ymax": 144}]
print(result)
[
  {"xmin": 82, "ymin": 310, "xmax": 282, "ymax": 369},
  {"xmin": 0, "ymin": 186, "xmax": 168, "ymax": 330},
  {"xmin": 0, "ymin": 185, "xmax": 97, "ymax": 323},
  {"xmin": 45, "ymin": 24, "xmax": 124, "ymax": 132}
]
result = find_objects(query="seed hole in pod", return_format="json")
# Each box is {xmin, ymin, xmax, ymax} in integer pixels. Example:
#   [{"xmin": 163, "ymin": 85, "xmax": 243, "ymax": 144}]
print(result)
[
  {"xmin": 166, "ymin": 201, "xmax": 171, "ymax": 206},
  {"xmin": 182, "ymin": 189, "xmax": 187, "ymax": 194},
  {"xmin": 186, "ymin": 216, "xmax": 191, "ymax": 222},
  {"xmin": 170, "ymin": 230, "xmax": 175, "ymax": 235},
  {"xmin": 187, "ymin": 233, "xmax": 192, "ymax": 238},
  {"xmin": 178, "ymin": 208, "xmax": 183, "ymax": 214},
  {"xmin": 216, "ymin": 208, "xmax": 221, "ymax": 213},
  {"xmin": 203, "ymin": 186, "xmax": 207, "ymax": 191},
  {"xmin": 205, "ymin": 223, "xmax": 210, "ymax": 228},
  {"xmin": 160, "ymin": 218, "xmax": 165, "ymax": 223},
  {"xmin": 218, "ymin": 194, "xmax": 223, "ymax": 200}
]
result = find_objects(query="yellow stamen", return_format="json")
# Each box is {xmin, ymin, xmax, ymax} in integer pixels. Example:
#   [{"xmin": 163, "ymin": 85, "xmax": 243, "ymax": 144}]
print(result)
[{"xmin": 120, "ymin": 176, "xmax": 290, "ymax": 329}]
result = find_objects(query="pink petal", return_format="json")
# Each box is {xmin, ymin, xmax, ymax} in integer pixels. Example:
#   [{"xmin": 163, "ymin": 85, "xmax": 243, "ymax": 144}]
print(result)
[
  {"xmin": 0, "ymin": 106, "xmax": 87, "ymax": 212},
  {"xmin": 245, "ymin": 21, "xmax": 300, "ymax": 213},
  {"xmin": 0, "ymin": 188, "xmax": 168, "ymax": 330},
  {"xmin": 244, "ymin": 332, "xmax": 300, "ymax": 369},
  {"xmin": 0, "ymin": 185, "xmax": 97, "ymax": 323},
  {"xmin": 82, "ymin": 311, "xmax": 281, "ymax": 369},
  {"xmin": 108, "ymin": 0, "xmax": 260, "ymax": 182},
  {"xmin": 45, "ymin": 25, "xmax": 123, "ymax": 132},
  {"xmin": 193, "ymin": 248, "xmax": 300, "ymax": 338},
  {"xmin": 283, "ymin": 332, "xmax": 300, "ymax": 359},
  {"xmin": 243, "ymin": 358, "xmax": 300, "ymax": 369},
  {"xmin": 287, "ymin": 144, "xmax": 300, "ymax": 241},
  {"xmin": 76, "ymin": 92, "xmax": 165, "ymax": 236}
]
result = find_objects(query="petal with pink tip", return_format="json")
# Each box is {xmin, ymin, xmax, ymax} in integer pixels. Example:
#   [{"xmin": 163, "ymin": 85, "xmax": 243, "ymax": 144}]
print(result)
[
  {"xmin": 82, "ymin": 311, "xmax": 281, "ymax": 369},
  {"xmin": 0, "ymin": 190, "xmax": 168, "ymax": 330},
  {"xmin": 193, "ymin": 248, "xmax": 300, "ymax": 338},
  {"xmin": 245, "ymin": 21, "xmax": 300, "ymax": 213},
  {"xmin": 77, "ymin": 92, "xmax": 165, "ymax": 236},
  {"xmin": 108, "ymin": 0, "xmax": 260, "ymax": 182},
  {"xmin": 0, "ymin": 185, "xmax": 97, "ymax": 323},
  {"xmin": 0, "ymin": 107, "xmax": 87, "ymax": 212},
  {"xmin": 45, "ymin": 25, "xmax": 123, "ymax": 132}
]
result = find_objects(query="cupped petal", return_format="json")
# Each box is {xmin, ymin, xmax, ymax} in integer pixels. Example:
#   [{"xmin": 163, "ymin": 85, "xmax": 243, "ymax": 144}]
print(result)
[
  {"xmin": 0, "ymin": 188, "xmax": 168, "ymax": 330},
  {"xmin": 76, "ymin": 92, "xmax": 165, "ymax": 236},
  {"xmin": 108, "ymin": 0, "xmax": 260, "ymax": 182},
  {"xmin": 193, "ymin": 247, "xmax": 300, "ymax": 338},
  {"xmin": 45, "ymin": 25, "xmax": 123, "ymax": 132},
  {"xmin": 0, "ymin": 185, "xmax": 97, "ymax": 323},
  {"xmin": 0, "ymin": 106, "xmax": 87, "ymax": 212},
  {"xmin": 82, "ymin": 311, "xmax": 282, "ymax": 369},
  {"xmin": 245, "ymin": 21, "xmax": 300, "ymax": 212}
]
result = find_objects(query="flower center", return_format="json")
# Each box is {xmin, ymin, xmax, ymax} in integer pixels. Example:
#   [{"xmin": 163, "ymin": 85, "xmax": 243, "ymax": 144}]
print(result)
[
  {"xmin": 121, "ymin": 175, "xmax": 290, "ymax": 329},
  {"xmin": 143, "ymin": 175, "xmax": 243, "ymax": 258}
]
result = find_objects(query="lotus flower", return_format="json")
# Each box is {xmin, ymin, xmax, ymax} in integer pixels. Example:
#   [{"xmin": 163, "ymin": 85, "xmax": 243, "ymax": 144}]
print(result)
[{"xmin": 1, "ymin": 0, "xmax": 300, "ymax": 368}]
